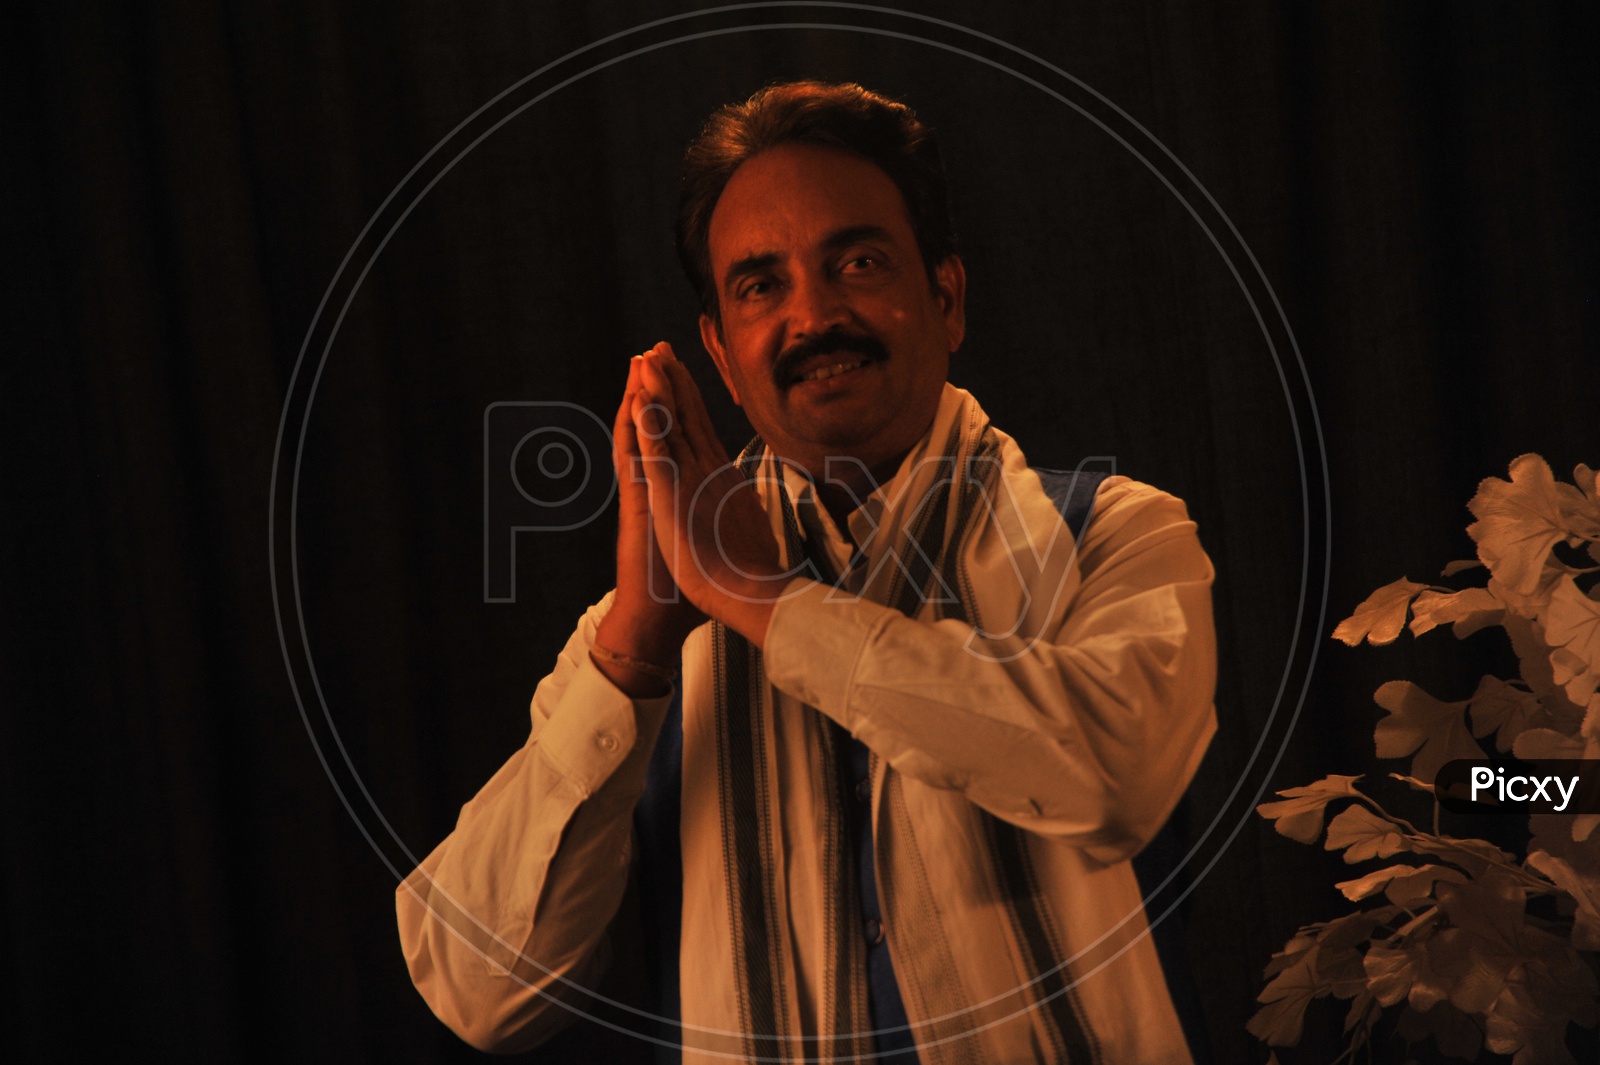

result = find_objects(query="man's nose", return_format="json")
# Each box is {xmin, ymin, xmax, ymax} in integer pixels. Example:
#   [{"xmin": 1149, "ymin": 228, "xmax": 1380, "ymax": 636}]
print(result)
[{"xmin": 787, "ymin": 270, "xmax": 851, "ymax": 337}]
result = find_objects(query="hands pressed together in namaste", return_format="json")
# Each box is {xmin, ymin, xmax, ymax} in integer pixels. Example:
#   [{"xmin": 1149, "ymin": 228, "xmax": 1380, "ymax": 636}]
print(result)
[{"xmin": 590, "ymin": 342, "xmax": 792, "ymax": 696}]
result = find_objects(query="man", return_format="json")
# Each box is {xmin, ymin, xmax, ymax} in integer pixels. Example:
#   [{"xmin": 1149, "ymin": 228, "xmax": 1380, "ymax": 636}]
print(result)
[{"xmin": 398, "ymin": 81, "xmax": 1217, "ymax": 1064}]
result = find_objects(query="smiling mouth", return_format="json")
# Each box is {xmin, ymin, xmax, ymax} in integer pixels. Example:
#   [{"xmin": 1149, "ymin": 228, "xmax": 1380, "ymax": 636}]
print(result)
[
  {"xmin": 795, "ymin": 358, "xmax": 870, "ymax": 384},
  {"xmin": 773, "ymin": 329, "xmax": 890, "ymax": 390}
]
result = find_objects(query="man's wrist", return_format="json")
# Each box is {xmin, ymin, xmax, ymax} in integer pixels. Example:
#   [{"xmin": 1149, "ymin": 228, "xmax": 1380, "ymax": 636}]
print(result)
[
  {"xmin": 595, "ymin": 603, "xmax": 684, "ymax": 666},
  {"xmin": 591, "ymin": 608, "xmax": 681, "ymax": 696},
  {"xmin": 702, "ymin": 572, "xmax": 788, "ymax": 648},
  {"xmin": 588, "ymin": 644, "xmax": 675, "ymax": 699}
]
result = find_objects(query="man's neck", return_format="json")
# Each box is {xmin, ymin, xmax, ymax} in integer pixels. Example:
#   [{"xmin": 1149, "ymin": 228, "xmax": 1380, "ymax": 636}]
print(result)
[
  {"xmin": 810, "ymin": 449, "xmax": 909, "ymax": 530},
  {"xmin": 778, "ymin": 392, "xmax": 948, "ymax": 528}
]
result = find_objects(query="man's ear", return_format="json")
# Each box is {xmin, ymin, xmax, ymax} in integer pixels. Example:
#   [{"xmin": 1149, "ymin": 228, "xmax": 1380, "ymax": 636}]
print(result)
[
  {"xmin": 699, "ymin": 313, "xmax": 742, "ymax": 406},
  {"xmin": 934, "ymin": 254, "xmax": 967, "ymax": 354}
]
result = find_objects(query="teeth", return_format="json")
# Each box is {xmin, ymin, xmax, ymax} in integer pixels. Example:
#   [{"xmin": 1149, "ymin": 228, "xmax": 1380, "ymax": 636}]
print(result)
[{"xmin": 800, "ymin": 359, "xmax": 866, "ymax": 382}]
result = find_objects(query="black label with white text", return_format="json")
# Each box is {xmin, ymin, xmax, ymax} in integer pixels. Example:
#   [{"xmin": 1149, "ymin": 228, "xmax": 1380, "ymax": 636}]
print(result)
[{"xmin": 1436, "ymin": 760, "xmax": 1600, "ymax": 815}]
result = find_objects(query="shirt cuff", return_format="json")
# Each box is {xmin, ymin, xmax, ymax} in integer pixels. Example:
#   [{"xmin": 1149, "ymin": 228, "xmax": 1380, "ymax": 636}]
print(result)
[
  {"xmin": 535, "ymin": 655, "xmax": 673, "ymax": 798},
  {"xmin": 763, "ymin": 577, "xmax": 896, "ymax": 730}
]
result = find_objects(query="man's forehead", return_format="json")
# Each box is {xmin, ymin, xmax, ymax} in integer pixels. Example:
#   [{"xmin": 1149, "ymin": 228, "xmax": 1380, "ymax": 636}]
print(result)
[{"xmin": 707, "ymin": 143, "xmax": 916, "ymax": 269}]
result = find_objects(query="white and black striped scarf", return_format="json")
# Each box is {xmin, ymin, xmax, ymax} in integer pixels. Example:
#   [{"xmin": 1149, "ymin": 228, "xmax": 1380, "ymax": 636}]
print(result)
[{"xmin": 674, "ymin": 385, "xmax": 1103, "ymax": 1064}]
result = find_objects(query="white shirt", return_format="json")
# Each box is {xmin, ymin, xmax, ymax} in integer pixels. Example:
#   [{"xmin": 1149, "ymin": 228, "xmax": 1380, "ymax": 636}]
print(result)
[{"xmin": 397, "ymin": 467, "xmax": 1216, "ymax": 1063}]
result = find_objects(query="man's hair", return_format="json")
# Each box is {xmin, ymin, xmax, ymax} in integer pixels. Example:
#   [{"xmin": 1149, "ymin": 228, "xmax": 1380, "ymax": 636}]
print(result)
[{"xmin": 675, "ymin": 80, "xmax": 957, "ymax": 324}]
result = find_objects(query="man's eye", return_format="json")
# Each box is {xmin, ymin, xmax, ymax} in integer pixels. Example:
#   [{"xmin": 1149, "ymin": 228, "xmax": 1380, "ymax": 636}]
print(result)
[
  {"xmin": 738, "ymin": 278, "xmax": 776, "ymax": 301},
  {"xmin": 842, "ymin": 254, "xmax": 879, "ymax": 272}
]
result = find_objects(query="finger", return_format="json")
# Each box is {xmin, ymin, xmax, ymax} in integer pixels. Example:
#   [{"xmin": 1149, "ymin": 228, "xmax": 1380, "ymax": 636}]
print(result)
[
  {"xmin": 614, "ymin": 357, "xmax": 643, "ymax": 447},
  {"xmin": 655, "ymin": 342, "xmax": 729, "ymax": 460},
  {"xmin": 646, "ymin": 352, "xmax": 696, "ymax": 455},
  {"xmin": 638, "ymin": 349, "xmax": 676, "ymax": 412},
  {"xmin": 651, "ymin": 345, "xmax": 727, "ymax": 472},
  {"xmin": 631, "ymin": 403, "xmax": 686, "ymax": 560},
  {"xmin": 635, "ymin": 355, "xmax": 692, "ymax": 467},
  {"xmin": 631, "ymin": 380, "xmax": 674, "ymax": 461},
  {"xmin": 656, "ymin": 353, "xmax": 727, "ymax": 467},
  {"xmin": 614, "ymin": 357, "xmax": 649, "ymax": 490},
  {"xmin": 631, "ymin": 382, "xmax": 690, "ymax": 532}
]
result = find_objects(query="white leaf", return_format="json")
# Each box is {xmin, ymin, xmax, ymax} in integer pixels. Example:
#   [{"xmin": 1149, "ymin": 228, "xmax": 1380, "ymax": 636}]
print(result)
[
  {"xmin": 1373, "ymin": 680, "xmax": 1484, "ymax": 783},
  {"xmin": 1467, "ymin": 455, "xmax": 1578, "ymax": 596},
  {"xmin": 1334, "ymin": 578, "xmax": 1427, "ymax": 646},
  {"xmin": 1409, "ymin": 586, "xmax": 1503, "ymax": 639}
]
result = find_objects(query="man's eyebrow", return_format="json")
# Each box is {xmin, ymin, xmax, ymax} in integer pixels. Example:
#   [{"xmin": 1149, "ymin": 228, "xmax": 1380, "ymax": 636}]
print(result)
[
  {"xmin": 720, "ymin": 226, "xmax": 899, "ymax": 293},
  {"xmin": 723, "ymin": 252, "xmax": 781, "ymax": 293},
  {"xmin": 821, "ymin": 224, "xmax": 894, "ymax": 252}
]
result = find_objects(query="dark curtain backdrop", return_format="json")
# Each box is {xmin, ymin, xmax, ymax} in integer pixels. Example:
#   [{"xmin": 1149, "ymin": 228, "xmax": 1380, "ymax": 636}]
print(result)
[{"xmin": 4, "ymin": 2, "xmax": 1596, "ymax": 1062}]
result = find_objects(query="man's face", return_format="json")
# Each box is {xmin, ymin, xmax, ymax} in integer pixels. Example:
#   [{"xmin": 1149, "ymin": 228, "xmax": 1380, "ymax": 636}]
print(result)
[{"xmin": 699, "ymin": 143, "xmax": 966, "ymax": 477}]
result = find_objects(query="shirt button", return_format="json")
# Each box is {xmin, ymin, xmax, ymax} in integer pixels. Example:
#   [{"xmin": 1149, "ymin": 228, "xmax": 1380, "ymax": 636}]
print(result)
[
  {"xmin": 863, "ymin": 918, "xmax": 884, "ymax": 946},
  {"xmin": 855, "ymin": 778, "xmax": 871, "ymax": 802},
  {"xmin": 596, "ymin": 733, "xmax": 618, "ymax": 752}
]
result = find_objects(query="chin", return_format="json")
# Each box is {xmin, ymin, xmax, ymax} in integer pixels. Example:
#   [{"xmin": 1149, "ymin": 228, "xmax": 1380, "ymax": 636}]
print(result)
[{"xmin": 798, "ymin": 419, "xmax": 882, "ymax": 451}]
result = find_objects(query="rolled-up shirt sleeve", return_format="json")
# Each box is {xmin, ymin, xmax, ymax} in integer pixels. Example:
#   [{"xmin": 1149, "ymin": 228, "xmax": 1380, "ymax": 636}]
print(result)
[
  {"xmin": 395, "ymin": 592, "xmax": 672, "ymax": 1053},
  {"xmin": 762, "ymin": 479, "xmax": 1217, "ymax": 865}
]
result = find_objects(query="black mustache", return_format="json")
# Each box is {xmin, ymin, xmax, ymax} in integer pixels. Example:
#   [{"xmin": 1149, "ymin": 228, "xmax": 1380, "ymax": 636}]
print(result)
[{"xmin": 772, "ymin": 331, "xmax": 889, "ymax": 388}]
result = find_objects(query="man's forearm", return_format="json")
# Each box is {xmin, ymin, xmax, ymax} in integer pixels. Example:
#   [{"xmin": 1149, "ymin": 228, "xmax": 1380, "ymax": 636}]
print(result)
[
  {"xmin": 396, "ymin": 595, "xmax": 672, "ymax": 1051},
  {"xmin": 761, "ymin": 481, "xmax": 1218, "ymax": 864}
]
